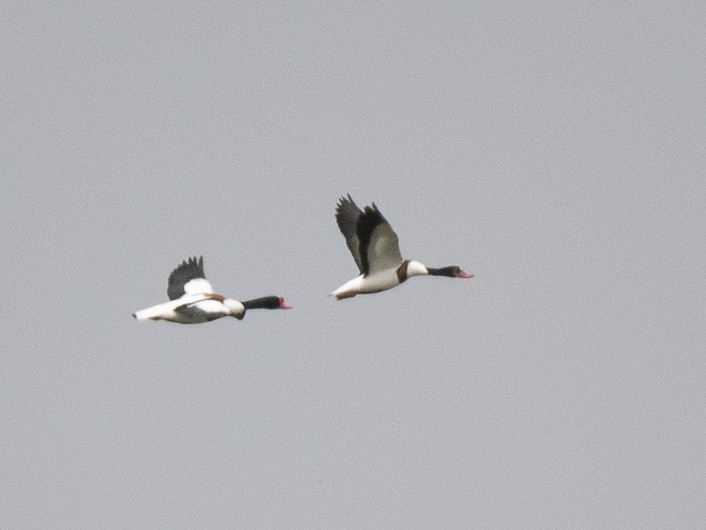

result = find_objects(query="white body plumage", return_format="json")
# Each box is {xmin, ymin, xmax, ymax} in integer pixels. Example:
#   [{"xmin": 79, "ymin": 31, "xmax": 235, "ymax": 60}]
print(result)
[{"xmin": 331, "ymin": 260, "xmax": 429, "ymax": 299}]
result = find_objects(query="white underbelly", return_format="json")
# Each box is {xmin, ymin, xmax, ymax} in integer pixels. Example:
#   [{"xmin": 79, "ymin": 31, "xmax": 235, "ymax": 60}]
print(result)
[{"xmin": 331, "ymin": 269, "xmax": 400, "ymax": 298}]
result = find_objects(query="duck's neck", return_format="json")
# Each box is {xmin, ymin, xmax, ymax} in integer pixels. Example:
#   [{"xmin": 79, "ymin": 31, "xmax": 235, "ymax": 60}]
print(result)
[
  {"xmin": 426, "ymin": 266, "xmax": 470, "ymax": 278},
  {"xmin": 242, "ymin": 296, "xmax": 290, "ymax": 310},
  {"xmin": 397, "ymin": 260, "xmax": 429, "ymax": 283}
]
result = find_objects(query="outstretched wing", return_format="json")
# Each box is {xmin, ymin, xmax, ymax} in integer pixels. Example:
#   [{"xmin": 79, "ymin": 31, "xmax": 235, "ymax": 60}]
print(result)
[
  {"xmin": 167, "ymin": 256, "xmax": 213, "ymax": 300},
  {"xmin": 335, "ymin": 194, "xmax": 365, "ymax": 274},
  {"xmin": 357, "ymin": 203, "xmax": 403, "ymax": 276}
]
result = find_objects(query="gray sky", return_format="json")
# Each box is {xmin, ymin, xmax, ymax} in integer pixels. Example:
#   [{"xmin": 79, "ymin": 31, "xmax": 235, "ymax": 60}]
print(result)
[{"xmin": 2, "ymin": 2, "xmax": 705, "ymax": 528}]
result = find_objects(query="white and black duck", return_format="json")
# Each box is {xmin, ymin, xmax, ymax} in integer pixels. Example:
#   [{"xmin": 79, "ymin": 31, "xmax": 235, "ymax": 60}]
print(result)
[
  {"xmin": 331, "ymin": 194, "xmax": 473, "ymax": 299},
  {"xmin": 133, "ymin": 256, "xmax": 291, "ymax": 323}
]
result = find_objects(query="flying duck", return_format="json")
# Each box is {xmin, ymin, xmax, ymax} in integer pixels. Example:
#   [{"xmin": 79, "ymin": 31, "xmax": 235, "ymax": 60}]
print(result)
[
  {"xmin": 133, "ymin": 256, "xmax": 291, "ymax": 323},
  {"xmin": 331, "ymin": 194, "xmax": 473, "ymax": 299}
]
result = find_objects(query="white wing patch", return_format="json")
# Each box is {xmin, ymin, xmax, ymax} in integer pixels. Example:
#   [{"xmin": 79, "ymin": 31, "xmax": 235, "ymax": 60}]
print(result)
[
  {"xmin": 183, "ymin": 278, "xmax": 214, "ymax": 295},
  {"xmin": 367, "ymin": 222, "xmax": 403, "ymax": 274}
]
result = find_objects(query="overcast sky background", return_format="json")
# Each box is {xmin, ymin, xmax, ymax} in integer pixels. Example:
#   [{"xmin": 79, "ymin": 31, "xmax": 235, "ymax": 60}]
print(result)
[{"xmin": 2, "ymin": 2, "xmax": 705, "ymax": 528}]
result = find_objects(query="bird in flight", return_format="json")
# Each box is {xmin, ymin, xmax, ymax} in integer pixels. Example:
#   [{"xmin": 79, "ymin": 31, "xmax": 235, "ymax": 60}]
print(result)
[
  {"xmin": 133, "ymin": 256, "xmax": 291, "ymax": 323},
  {"xmin": 331, "ymin": 194, "xmax": 473, "ymax": 299}
]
